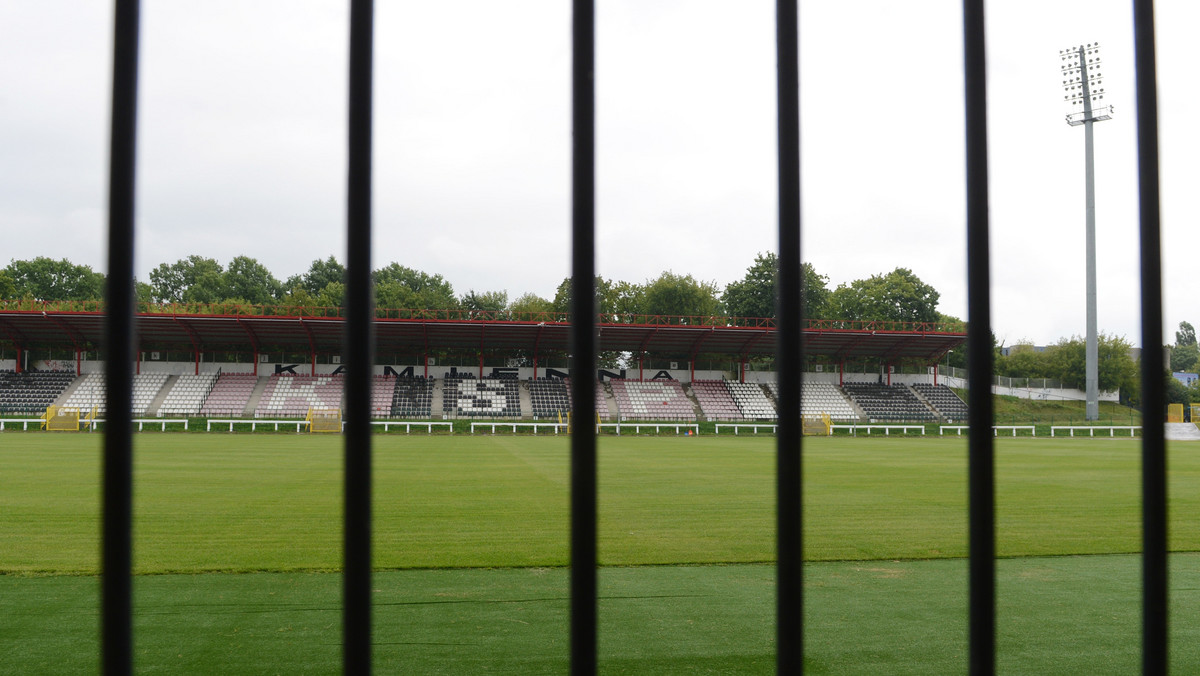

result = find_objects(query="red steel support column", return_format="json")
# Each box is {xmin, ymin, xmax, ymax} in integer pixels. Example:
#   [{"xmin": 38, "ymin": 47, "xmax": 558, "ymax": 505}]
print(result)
[
  {"xmin": 478, "ymin": 352, "xmax": 483, "ymax": 379},
  {"xmin": 136, "ymin": 352, "xmax": 140, "ymax": 375},
  {"xmin": 77, "ymin": 348, "xmax": 82, "ymax": 376},
  {"xmin": 638, "ymin": 354, "xmax": 643, "ymax": 381},
  {"xmin": 311, "ymin": 351, "xmax": 316, "ymax": 376},
  {"xmin": 533, "ymin": 354, "xmax": 538, "ymax": 379},
  {"xmin": 423, "ymin": 353, "xmax": 428, "ymax": 379},
  {"xmin": 194, "ymin": 349, "xmax": 199, "ymax": 376}
]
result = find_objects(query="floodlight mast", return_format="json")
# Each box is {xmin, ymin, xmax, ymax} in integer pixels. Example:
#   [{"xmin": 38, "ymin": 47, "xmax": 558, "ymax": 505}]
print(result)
[{"xmin": 1062, "ymin": 43, "xmax": 1111, "ymax": 421}]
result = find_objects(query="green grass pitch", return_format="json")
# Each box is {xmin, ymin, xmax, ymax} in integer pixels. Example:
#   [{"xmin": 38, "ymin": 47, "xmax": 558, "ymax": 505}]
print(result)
[{"xmin": 2, "ymin": 433, "xmax": 1200, "ymax": 672}]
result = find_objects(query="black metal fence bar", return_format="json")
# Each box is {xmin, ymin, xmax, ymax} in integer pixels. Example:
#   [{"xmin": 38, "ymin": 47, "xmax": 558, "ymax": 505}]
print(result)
[
  {"xmin": 1133, "ymin": 1, "xmax": 1167, "ymax": 673},
  {"xmin": 569, "ymin": 1, "xmax": 598, "ymax": 674},
  {"xmin": 774, "ymin": 1, "xmax": 804, "ymax": 673},
  {"xmin": 343, "ymin": 1, "xmax": 375, "ymax": 673},
  {"xmin": 102, "ymin": 1, "xmax": 140, "ymax": 674},
  {"xmin": 962, "ymin": 1, "xmax": 996, "ymax": 674}
]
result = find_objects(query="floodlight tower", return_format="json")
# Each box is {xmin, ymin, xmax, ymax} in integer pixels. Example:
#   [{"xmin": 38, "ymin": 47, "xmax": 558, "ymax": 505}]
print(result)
[{"xmin": 1061, "ymin": 43, "xmax": 1112, "ymax": 421}]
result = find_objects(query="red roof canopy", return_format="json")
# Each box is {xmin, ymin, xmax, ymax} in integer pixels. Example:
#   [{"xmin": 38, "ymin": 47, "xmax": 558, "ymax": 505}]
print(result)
[{"xmin": 0, "ymin": 302, "xmax": 965, "ymax": 362}]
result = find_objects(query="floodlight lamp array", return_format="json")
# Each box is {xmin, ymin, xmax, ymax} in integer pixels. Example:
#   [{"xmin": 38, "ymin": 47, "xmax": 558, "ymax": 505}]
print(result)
[{"xmin": 1059, "ymin": 42, "xmax": 1112, "ymax": 125}]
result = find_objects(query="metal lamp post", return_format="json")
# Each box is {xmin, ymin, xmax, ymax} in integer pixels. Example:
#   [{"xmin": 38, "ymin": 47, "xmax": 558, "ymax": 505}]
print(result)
[{"xmin": 1061, "ymin": 43, "xmax": 1112, "ymax": 421}]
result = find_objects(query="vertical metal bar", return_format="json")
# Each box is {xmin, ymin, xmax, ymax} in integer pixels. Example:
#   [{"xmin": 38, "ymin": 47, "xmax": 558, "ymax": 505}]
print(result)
[
  {"xmin": 774, "ymin": 1, "xmax": 803, "ymax": 673},
  {"xmin": 1132, "ymin": 1, "xmax": 1167, "ymax": 673},
  {"xmin": 962, "ymin": 1, "xmax": 995, "ymax": 674},
  {"xmin": 344, "ymin": 0, "xmax": 375, "ymax": 673},
  {"xmin": 103, "ymin": 1, "xmax": 140, "ymax": 674},
  {"xmin": 570, "ymin": 0, "xmax": 598, "ymax": 673}
]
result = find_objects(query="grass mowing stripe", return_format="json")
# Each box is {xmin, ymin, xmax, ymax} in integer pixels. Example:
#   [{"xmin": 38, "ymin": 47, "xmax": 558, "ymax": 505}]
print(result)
[
  {"xmin": 3, "ymin": 555, "xmax": 1199, "ymax": 674},
  {"xmin": 5, "ymin": 435, "xmax": 1200, "ymax": 573}
]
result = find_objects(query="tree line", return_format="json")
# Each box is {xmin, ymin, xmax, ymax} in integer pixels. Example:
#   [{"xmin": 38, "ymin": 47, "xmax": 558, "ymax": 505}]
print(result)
[{"xmin": 0, "ymin": 253, "xmax": 948, "ymax": 325}]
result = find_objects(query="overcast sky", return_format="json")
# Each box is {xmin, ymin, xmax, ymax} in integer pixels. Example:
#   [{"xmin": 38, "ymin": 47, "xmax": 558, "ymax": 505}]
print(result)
[{"xmin": 2, "ymin": 1, "xmax": 1197, "ymax": 347}]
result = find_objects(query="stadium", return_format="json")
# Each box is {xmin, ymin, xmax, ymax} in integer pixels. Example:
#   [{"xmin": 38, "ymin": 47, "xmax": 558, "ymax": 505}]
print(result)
[{"xmin": 3, "ymin": 2, "xmax": 1191, "ymax": 675}]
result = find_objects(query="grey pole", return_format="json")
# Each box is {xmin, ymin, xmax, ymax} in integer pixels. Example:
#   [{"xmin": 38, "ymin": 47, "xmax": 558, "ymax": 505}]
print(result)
[
  {"xmin": 1081, "ymin": 46, "xmax": 1100, "ymax": 421},
  {"xmin": 1062, "ymin": 43, "xmax": 1109, "ymax": 421}
]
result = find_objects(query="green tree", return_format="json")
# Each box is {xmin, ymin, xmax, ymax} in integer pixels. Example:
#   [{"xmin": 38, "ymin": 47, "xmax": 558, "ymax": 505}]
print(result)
[
  {"xmin": 640, "ymin": 271, "xmax": 722, "ymax": 324},
  {"xmin": 1177, "ymin": 321, "xmax": 1196, "ymax": 347},
  {"xmin": 721, "ymin": 252, "xmax": 830, "ymax": 320},
  {"xmin": 460, "ymin": 289, "xmax": 508, "ymax": 317},
  {"xmin": 315, "ymin": 281, "xmax": 345, "ymax": 311},
  {"xmin": 828, "ymin": 267, "xmax": 940, "ymax": 323},
  {"xmin": 0, "ymin": 270, "xmax": 16, "ymax": 299},
  {"xmin": 149, "ymin": 256, "xmax": 225, "ymax": 304},
  {"xmin": 507, "ymin": 292, "xmax": 553, "ymax": 317},
  {"xmin": 996, "ymin": 343, "xmax": 1053, "ymax": 379},
  {"xmin": 5, "ymin": 257, "xmax": 106, "ymax": 301},
  {"xmin": 1167, "ymin": 371, "xmax": 1192, "ymax": 406},
  {"xmin": 279, "ymin": 286, "xmax": 317, "ymax": 309},
  {"xmin": 285, "ymin": 256, "xmax": 345, "ymax": 296},
  {"xmin": 1045, "ymin": 333, "xmax": 1138, "ymax": 393},
  {"xmin": 552, "ymin": 276, "xmax": 617, "ymax": 317},
  {"xmin": 373, "ymin": 263, "xmax": 456, "ymax": 310},
  {"xmin": 1171, "ymin": 343, "xmax": 1200, "ymax": 373},
  {"xmin": 135, "ymin": 279, "xmax": 153, "ymax": 305},
  {"xmin": 223, "ymin": 256, "xmax": 283, "ymax": 305}
]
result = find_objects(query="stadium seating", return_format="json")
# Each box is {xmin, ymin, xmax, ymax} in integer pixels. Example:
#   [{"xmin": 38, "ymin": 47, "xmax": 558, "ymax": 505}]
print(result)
[
  {"xmin": 158, "ymin": 373, "xmax": 219, "ymax": 417},
  {"xmin": 762, "ymin": 381, "xmax": 857, "ymax": 419},
  {"xmin": 800, "ymin": 382, "xmax": 858, "ymax": 419},
  {"xmin": 0, "ymin": 370, "xmax": 75, "ymax": 414},
  {"xmin": 609, "ymin": 379, "xmax": 695, "ymax": 421},
  {"xmin": 131, "ymin": 372, "xmax": 170, "ymax": 415},
  {"xmin": 842, "ymin": 382, "xmax": 935, "ymax": 422},
  {"xmin": 390, "ymin": 377, "xmax": 433, "ymax": 418},
  {"xmin": 370, "ymin": 375, "xmax": 395, "ymax": 418},
  {"xmin": 199, "ymin": 373, "xmax": 259, "ymax": 417},
  {"xmin": 912, "ymin": 383, "xmax": 969, "ymax": 422},
  {"xmin": 61, "ymin": 373, "xmax": 106, "ymax": 413},
  {"xmin": 443, "ymin": 375, "xmax": 520, "ymax": 418},
  {"xmin": 689, "ymin": 380, "xmax": 743, "ymax": 421},
  {"xmin": 529, "ymin": 378, "xmax": 571, "ymax": 419},
  {"xmin": 727, "ymin": 381, "xmax": 777, "ymax": 420},
  {"xmin": 58, "ymin": 372, "xmax": 169, "ymax": 415},
  {"xmin": 256, "ymin": 374, "xmax": 345, "ymax": 418},
  {"xmin": 594, "ymin": 380, "xmax": 611, "ymax": 420}
]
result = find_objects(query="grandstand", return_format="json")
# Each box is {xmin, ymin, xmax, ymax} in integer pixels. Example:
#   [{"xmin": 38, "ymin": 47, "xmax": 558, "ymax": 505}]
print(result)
[
  {"xmin": 370, "ymin": 375, "xmax": 395, "ymax": 418},
  {"xmin": 610, "ymin": 379, "xmax": 695, "ymax": 422},
  {"xmin": 0, "ymin": 370, "xmax": 74, "ymax": 414},
  {"xmin": 912, "ymin": 383, "xmax": 970, "ymax": 422},
  {"xmin": 443, "ymin": 375, "xmax": 521, "ymax": 418},
  {"xmin": 199, "ymin": 373, "xmax": 257, "ymax": 418},
  {"xmin": 0, "ymin": 305, "xmax": 970, "ymax": 425},
  {"xmin": 689, "ymin": 380, "xmax": 743, "ymax": 421},
  {"xmin": 256, "ymin": 374, "xmax": 344, "ymax": 418},
  {"xmin": 59, "ymin": 373, "xmax": 106, "ymax": 414},
  {"xmin": 842, "ymin": 383, "xmax": 936, "ymax": 422},
  {"xmin": 158, "ymin": 373, "xmax": 218, "ymax": 417},
  {"xmin": 391, "ymin": 377, "xmax": 434, "ymax": 418},
  {"xmin": 529, "ymin": 378, "xmax": 571, "ymax": 419},
  {"xmin": 727, "ymin": 381, "xmax": 776, "ymax": 420},
  {"xmin": 800, "ymin": 382, "xmax": 858, "ymax": 420}
]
